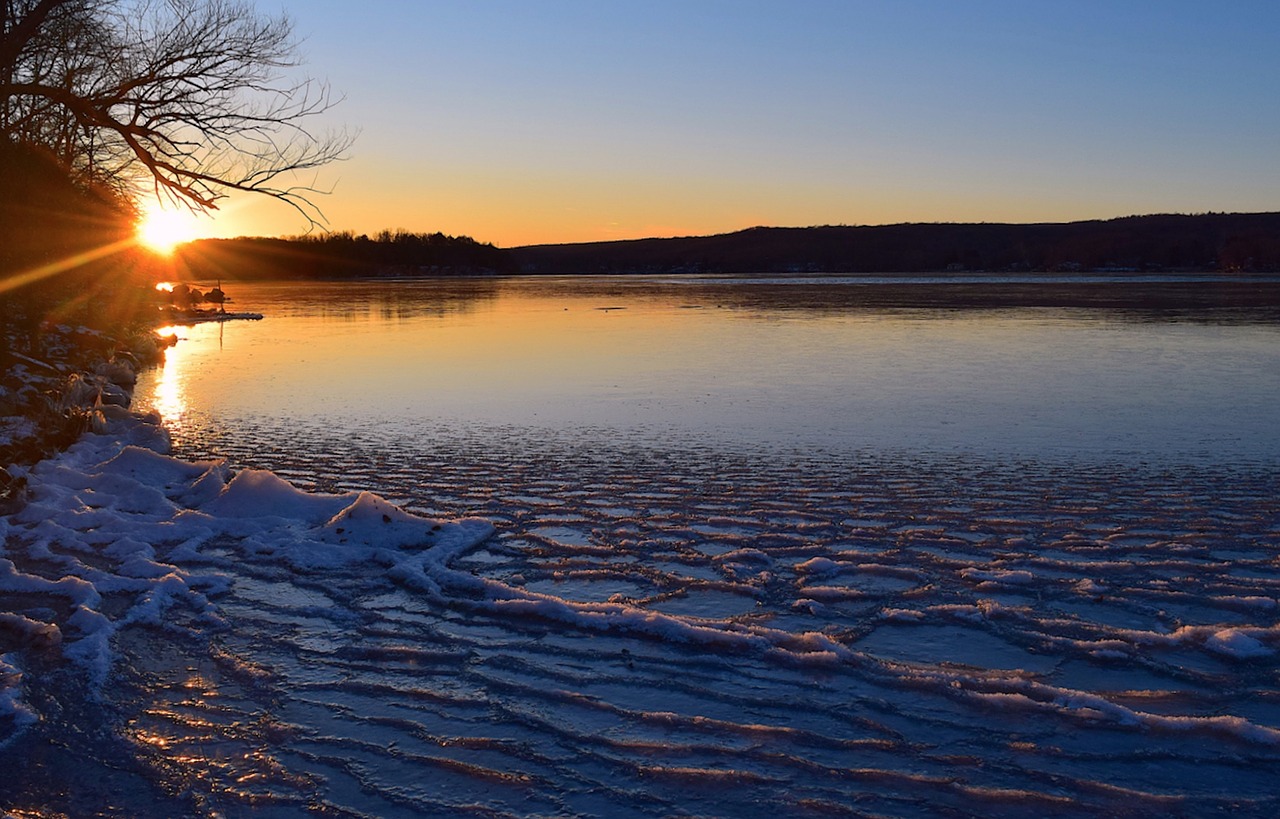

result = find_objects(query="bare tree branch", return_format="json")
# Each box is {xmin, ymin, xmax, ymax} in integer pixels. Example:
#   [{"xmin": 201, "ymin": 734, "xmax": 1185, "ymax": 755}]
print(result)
[{"xmin": 1, "ymin": 0, "xmax": 353, "ymax": 228}]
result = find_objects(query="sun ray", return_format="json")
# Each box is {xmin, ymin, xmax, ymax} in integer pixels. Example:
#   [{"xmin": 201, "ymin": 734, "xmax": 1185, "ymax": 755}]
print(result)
[{"xmin": 0, "ymin": 238, "xmax": 137, "ymax": 296}]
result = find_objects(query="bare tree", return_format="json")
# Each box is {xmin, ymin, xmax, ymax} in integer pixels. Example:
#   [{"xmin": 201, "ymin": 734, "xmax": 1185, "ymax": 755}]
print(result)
[{"xmin": 1, "ymin": 0, "xmax": 352, "ymax": 227}]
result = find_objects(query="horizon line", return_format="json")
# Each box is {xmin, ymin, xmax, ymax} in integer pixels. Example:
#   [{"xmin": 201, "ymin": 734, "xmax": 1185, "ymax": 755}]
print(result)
[{"xmin": 187, "ymin": 209, "xmax": 1280, "ymax": 250}]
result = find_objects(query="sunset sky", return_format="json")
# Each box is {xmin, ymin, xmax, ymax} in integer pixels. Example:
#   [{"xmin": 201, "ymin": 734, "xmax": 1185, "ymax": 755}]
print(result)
[{"xmin": 192, "ymin": 1, "xmax": 1280, "ymax": 248}]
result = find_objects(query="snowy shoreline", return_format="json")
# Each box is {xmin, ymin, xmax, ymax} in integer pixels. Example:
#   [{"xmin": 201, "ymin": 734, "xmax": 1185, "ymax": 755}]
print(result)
[
  {"xmin": 0, "ymin": 397, "xmax": 493, "ymax": 740},
  {"xmin": 1, "ymin": 322, "xmax": 173, "ymax": 503}
]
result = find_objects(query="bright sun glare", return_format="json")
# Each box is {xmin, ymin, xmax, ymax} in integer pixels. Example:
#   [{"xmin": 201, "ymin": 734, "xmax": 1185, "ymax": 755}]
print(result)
[{"xmin": 137, "ymin": 207, "xmax": 199, "ymax": 254}]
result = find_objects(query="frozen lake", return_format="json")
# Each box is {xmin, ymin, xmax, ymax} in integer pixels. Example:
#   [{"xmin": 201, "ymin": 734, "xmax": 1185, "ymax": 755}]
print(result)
[{"xmin": 3, "ymin": 275, "xmax": 1280, "ymax": 816}]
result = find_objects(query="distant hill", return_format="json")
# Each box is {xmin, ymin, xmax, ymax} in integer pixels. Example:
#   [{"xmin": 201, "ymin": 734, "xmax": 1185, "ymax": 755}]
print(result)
[
  {"xmin": 510, "ymin": 213, "xmax": 1280, "ymax": 275},
  {"xmin": 168, "ymin": 213, "xmax": 1280, "ymax": 282}
]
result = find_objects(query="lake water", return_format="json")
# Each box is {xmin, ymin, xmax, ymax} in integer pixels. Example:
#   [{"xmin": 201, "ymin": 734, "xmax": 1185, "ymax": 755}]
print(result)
[
  {"xmin": 6, "ymin": 275, "xmax": 1280, "ymax": 817},
  {"xmin": 143, "ymin": 276, "xmax": 1280, "ymax": 462}
]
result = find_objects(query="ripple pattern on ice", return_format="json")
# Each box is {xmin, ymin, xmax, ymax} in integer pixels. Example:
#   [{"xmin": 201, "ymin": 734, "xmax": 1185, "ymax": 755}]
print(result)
[{"xmin": 93, "ymin": 420, "xmax": 1280, "ymax": 816}]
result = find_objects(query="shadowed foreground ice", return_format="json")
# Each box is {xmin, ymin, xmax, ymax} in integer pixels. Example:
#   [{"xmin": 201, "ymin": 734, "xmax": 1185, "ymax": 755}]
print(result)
[{"xmin": 2, "ymin": 407, "xmax": 1279, "ymax": 817}]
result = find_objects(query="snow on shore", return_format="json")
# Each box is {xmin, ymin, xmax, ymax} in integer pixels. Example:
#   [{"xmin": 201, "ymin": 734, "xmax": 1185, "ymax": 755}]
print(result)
[{"xmin": 0, "ymin": 407, "xmax": 492, "ymax": 734}]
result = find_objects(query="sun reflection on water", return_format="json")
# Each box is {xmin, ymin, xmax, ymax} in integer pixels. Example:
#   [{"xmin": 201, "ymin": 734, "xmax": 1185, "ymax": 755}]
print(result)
[{"xmin": 149, "ymin": 327, "xmax": 188, "ymax": 424}]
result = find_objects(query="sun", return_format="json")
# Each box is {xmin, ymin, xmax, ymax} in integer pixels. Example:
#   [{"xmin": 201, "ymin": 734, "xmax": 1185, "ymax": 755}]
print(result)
[{"xmin": 137, "ymin": 207, "xmax": 200, "ymax": 254}]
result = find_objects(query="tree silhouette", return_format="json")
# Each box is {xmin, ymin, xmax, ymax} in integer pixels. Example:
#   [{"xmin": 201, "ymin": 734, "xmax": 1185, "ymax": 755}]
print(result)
[{"xmin": 1, "ymin": 0, "xmax": 352, "ymax": 227}]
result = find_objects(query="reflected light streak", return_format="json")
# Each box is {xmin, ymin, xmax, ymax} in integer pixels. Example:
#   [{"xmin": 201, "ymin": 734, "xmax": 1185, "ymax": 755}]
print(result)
[{"xmin": 150, "ymin": 332, "xmax": 188, "ymax": 424}]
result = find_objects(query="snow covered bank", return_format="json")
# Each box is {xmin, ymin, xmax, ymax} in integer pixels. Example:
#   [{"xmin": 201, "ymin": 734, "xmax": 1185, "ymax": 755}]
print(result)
[
  {"xmin": 0, "ymin": 406, "xmax": 492, "ymax": 740},
  {"xmin": 1, "ymin": 321, "xmax": 172, "ymax": 509}
]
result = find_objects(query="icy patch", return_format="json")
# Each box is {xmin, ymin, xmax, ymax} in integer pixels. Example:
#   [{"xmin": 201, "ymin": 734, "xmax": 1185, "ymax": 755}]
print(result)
[
  {"xmin": 202, "ymin": 468, "xmax": 345, "ymax": 523},
  {"xmin": 856, "ymin": 623, "xmax": 1060, "ymax": 672},
  {"xmin": 794, "ymin": 556, "xmax": 839, "ymax": 575},
  {"xmin": 0, "ymin": 653, "xmax": 37, "ymax": 736},
  {"xmin": 960, "ymin": 567, "xmax": 1037, "ymax": 586},
  {"xmin": 1205, "ymin": 628, "xmax": 1274, "ymax": 659},
  {"xmin": 319, "ymin": 491, "xmax": 452, "ymax": 549},
  {"xmin": 647, "ymin": 589, "xmax": 760, "ymax": 618}
]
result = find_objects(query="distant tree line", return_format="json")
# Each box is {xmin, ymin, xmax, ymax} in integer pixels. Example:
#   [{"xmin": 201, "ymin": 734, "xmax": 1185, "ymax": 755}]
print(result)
[
  {"xmin": 169, "ymin": 213, "xmax": 1280, "ymax": 284},
  {"xmin": 172, "ymin": 230, "xmax": 517, "ymax": 281},
  {"xmin": 510, "ymin": 213, "xmax": 1280, "ymax": 275}
]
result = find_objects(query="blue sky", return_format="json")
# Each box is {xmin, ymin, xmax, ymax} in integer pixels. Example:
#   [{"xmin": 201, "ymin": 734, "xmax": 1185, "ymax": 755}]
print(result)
[{"xmin": 208, "ymin": 1, "xmax": 1280, "ymax": 245}]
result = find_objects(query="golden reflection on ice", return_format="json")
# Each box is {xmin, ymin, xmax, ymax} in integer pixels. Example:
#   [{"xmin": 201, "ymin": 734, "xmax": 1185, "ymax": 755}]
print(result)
[
  {"xmin": 149, "ymin": 326, "xmax": 188, "ymax": 423},
  {"xmin": 180, "ymin": 673, "xmax": 216, "ymax": 694},
  {"xmin": 132, "ymin": 729, "xmax": 173, "ymax": 749}
]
